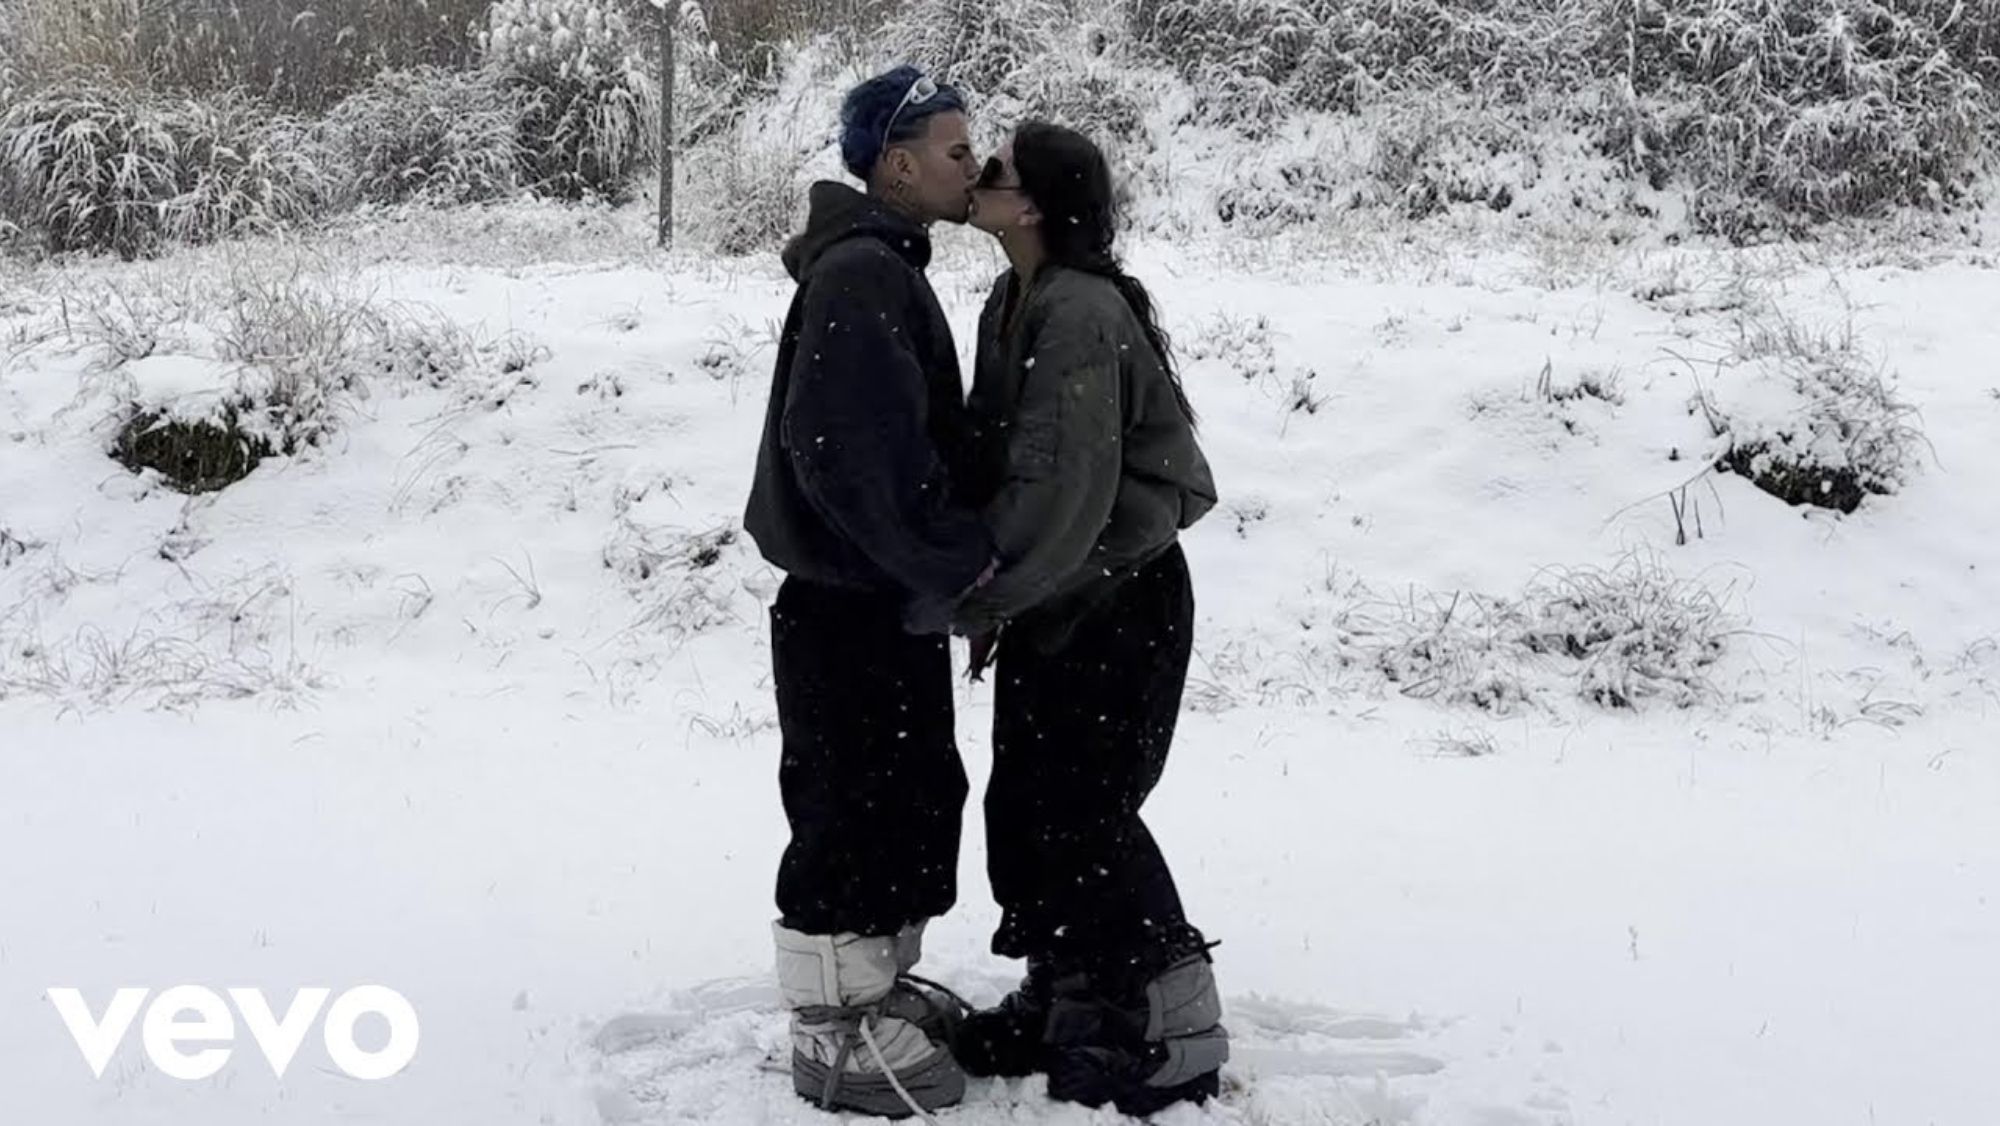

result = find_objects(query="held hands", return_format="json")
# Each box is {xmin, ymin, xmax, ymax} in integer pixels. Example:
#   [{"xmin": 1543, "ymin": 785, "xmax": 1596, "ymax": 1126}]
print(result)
[
  {"xmin": 964, "ymin": 556, "xmax": 1002, "ymax": 681},
  {"xmin": 967, "ymin": 629, "xmax": 1000, "ymax": 682},
  {"xmin": 970, "ymin": 556, "xmax": 999, "ymax": 592}
]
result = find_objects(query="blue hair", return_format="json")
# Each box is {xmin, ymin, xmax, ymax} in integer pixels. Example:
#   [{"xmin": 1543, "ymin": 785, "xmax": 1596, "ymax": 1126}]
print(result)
[{"xmin": 839, "ymin": 65, "xmax": 967, "ymax": 182}]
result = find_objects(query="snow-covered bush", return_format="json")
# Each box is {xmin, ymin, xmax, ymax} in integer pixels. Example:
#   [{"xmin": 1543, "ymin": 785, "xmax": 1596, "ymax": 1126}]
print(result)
[
  {"xmin": 1124, "ymin": 0, "xmax": 1995, "ymax": 236},
  {"xmin": 1363, "ymin": 92, "xmax": 1557, "ymax": 219},
  {"xmin": 604, "ymin": 475, "xmax": 743, "ymax": 646},
  {"xmin": 883, "ymin": 0, "xmax": 1074, "ymax": 95},
  {"xmin": 877, "ymin": 0, "xmax": 1149, "ymax": 153},
  {"xmin": 704, "ymin": 0, "xmax": 890, "ymax": 76},
  {"xmin": 324, "ymin": 67, "xmax": 527, "ymax": 206},
  {"xmin": 1908, "ymin": 0, "xmax": 2000, "ymax": 88},
  {"xmin": 1715, "ymin": 314, "xmax": 1926, "ymax": 513},
  {"xmin": 878, "ymin": 0, "xmax": 1157, "ymax": 214},
  {"xmin": 63, "ymin": 273, "xmax": 205, "ymax": 368},
  {"xmin": 1339, "ymin": 554, "xmax": 1739, "ymax": 713},
  {"xmin": 0, "ymin": 0, "xmax": 491, "ymax": 112},
  {"xmin": 0, "ymin": 84, "xmax": 334, "ymax": 258},
  {"xmin": 485, "ymin": 0, "xmax": 658, "ymax": 203},
  {"xmin": 1130, "ymin": 0, "xmax": 1587, "ymax": 123},
  {"xmin": 1611, "ymin": 0, "xmax": 1991, "ymax": 240},
  {"xmin": 695, "ymin": 123, "xmax": 818, "ymax": 255},
  {"xmin": 679, "ymin": 41, "xmax": 840, "ymax": 255},
  {"xmin": 212, "ymin": 271, "xmax": 396, "ymax": 455},
  {"xmin": 1519, "ymin": 557, "xmax": 1736, "ymax": 710},
  {"xmin": 100, "ymin": 270, "xmax": 417, "ymax": 492}
]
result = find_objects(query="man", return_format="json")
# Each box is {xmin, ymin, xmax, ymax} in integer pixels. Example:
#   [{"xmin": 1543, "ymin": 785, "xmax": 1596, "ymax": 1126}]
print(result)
[{"xmin": 743, "ymin": 65, "xmax": 993, "ymax": 1117}]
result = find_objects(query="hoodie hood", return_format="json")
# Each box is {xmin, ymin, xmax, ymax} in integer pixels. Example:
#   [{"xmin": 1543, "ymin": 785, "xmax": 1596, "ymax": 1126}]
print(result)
[{"xmin": 781, "ymin": 181, "xmax": 933, "ymax": 281}]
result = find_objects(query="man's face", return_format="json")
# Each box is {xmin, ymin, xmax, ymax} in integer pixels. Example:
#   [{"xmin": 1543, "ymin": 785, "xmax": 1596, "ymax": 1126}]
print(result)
[{"xmin": 886, "ymin": 110, "xmax": 978, "ymax": 225}]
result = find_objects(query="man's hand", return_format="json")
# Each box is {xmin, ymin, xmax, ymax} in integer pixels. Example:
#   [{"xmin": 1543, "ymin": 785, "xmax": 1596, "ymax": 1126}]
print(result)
[{"xmin": 968, "ymin": 630, "xmax": 1001, "ymax": 682}]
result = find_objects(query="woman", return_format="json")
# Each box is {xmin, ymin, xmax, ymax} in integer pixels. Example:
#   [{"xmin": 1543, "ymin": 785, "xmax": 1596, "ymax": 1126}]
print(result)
[{"xmin": 946, "ymin": 122, "xmax": 1227, "ymax": 1115}]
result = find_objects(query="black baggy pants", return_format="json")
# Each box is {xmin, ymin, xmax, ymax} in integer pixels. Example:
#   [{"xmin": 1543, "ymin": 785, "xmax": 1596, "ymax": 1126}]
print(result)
[
  {"xmin": 986, "ymin": 544, "xmax": 1208, "ymax": 978},
  {"xmin": 771, "ymin": 578, "xmax": 968, "ymax": 937}
]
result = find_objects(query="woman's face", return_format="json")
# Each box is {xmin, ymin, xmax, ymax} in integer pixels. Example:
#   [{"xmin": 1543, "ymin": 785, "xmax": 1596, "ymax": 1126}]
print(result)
[{"xmin": 969, "ymin": 141, "xmax": 1037, "ymax": 237}]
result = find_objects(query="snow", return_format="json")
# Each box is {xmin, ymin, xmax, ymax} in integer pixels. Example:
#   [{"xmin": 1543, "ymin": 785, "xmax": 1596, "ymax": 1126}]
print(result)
[
  {"xmin": 2, "ymin": 210, "xmax": 1998, "ymax": 1126},
  {"xmin": 123, "ymin": 355, "xmax": 234, "ymax": 413}
]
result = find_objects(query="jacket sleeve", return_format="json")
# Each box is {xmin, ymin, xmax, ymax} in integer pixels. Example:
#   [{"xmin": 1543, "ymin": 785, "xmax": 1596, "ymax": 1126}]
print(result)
[
  {"xmin": 783, "ymin": 245, "xmax": 994, "ymax": 599},
  {"xmin": 953, "ymin": 303, "xmax": 1125, "ymax": 631}
]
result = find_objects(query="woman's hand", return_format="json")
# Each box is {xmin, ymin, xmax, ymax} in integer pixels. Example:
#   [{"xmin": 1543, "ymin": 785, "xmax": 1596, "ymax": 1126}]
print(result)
[{"xmin": 968, "ymin": 629, "xmax": 1001, "ymax": 682}]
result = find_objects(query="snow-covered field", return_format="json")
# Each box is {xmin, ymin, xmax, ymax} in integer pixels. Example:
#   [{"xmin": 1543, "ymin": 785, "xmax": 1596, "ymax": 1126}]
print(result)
[{"xmin": 2, "ymin": 207, "xmax": 1997, "ymax": 1126}]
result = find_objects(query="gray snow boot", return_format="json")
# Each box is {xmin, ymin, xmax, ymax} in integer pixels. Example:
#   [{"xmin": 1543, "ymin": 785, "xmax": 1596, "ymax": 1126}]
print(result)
[
  {"xmin": 1043, "ymin": 948, "xmax": 1230, "ymax": 1116},
  {"xmin": 774, "ymin": 922, "xmax": 967, "ymax": 1118}
]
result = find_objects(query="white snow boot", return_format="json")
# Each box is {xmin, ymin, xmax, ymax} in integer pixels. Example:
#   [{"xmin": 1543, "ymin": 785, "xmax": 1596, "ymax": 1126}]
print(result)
[{"xmin": 774, "ymin": 921, "xmax": 967, "ymax": 1118}]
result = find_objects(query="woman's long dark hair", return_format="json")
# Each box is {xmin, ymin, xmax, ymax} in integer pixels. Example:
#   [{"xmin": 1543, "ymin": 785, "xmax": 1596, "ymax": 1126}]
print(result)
[{"xmin": 1012, "ymin": 122, "xmax": 1196, "ymax": 426}]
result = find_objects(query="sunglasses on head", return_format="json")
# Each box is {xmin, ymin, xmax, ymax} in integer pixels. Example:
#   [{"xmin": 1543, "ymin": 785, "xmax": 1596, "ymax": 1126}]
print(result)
[{"xmin": 881, "ymin": 74, "xmax": 939, "ymax": 151}]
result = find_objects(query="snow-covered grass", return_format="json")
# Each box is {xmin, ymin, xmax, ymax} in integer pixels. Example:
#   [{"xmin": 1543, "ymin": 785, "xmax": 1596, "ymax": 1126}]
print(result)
[
  {"xmin": 2, "ymin": 206, "xmax": 1999, "ymax": 1126},
  {"xmin": 10, "ymin": 0, "xmax": 2000, "ymax": 260},
  {"xmin": 322, "ymin": 66, "xmax": 528, "ymax": 208},
  {"xmin": 0, "ymin": 83, "xmax": 338, "ymax": 258}
]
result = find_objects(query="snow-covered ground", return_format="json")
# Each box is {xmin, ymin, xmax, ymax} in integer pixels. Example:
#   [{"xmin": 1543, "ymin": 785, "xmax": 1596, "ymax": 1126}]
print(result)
[{"xmin": 2, "ymin": 209, "xmax": 1997, "ymax": 1126}]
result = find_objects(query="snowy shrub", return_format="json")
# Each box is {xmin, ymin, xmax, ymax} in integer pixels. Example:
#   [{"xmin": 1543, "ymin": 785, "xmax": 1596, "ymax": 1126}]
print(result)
[
  {"xmin": 109, "ymin": 271, "xmax": 387, "ymax": 492},
  {"xmin": 992, "ymin": 35, "xmax": 1159, "ymax": 152},
  {"xmin": 325, "ymin": 67, "xmax": 527, "ymax": 207},
  {"xmin": 1605, "ymin": 0, "xmax": 1989, "ymax": 239},
  {"xmin": 705, "ymin": 0, "xmax": 891, "ymax": 75},
  {"xmin": 1362, "ymin": 92, "xmax": 1558, "ymax": 218},
  {"xmin": 1128, "ymin": 0, "xmax": 1305, "ymax": 85},
  {"xmin": 678, "ymin": 40, "xmax": 842, "ymax": 255},
  {"xmin": 367, "ymin": 309, "xmax": 482, "ymax": 390},
  {"xmin": 0, "ymin": 0, "xmax": 491, "ymax": 112},
  {"xmin": 604, "ymin": 476, "xmax": 742, "ymax": 646},
  {"xmin": 1518, "ymin": 557, "xmax": 1736, "ymax": 710},
  {"xmin": 883, "ymin": 0, "xmax": 1075, "ymax": 95},
  {"xmin": 1126, "ymin": 0, "xmax": 1995, "ymax": 235},
  {"xmin": 1183, "ymin": 312, "xmax": 1280, "ymax": 386},
  {"xmin": 214, "ymin": 271, "xmax": 412, "ymax": 454},
  {"xmin": 481, "ymin": 330, "xmax": 553, "ymax": 379},
  {"xmin": 874, "ymin": 0, "xmax": 1164, "ymax": 193},
  {"xmin": 1130, "ymin": 0, "xmax": 1587, "ymax": 122},
  {"xmin": 0, "ymin": 84, "xmax": 335, "ymax": 258},
  {"xmin": 1715, "ymin": 314, "xmax": 1926, "ymax": 513},
  {"xmin": 1907, "ymin": 0, "xmax": 2000, "ymax": 88},
  {"xmin": 683, "ymin": 68, "xmax": 824, "ymax": 256},
  {"xmin": 1340, "ymin": 554, "xmax": 1739, "ymax": 713},
  {"xmin": 1370, "ymin": 590, "xmax": 1541, "ymax": 713},
  {"xmin": 1536, "ymin": 362, "xmax": 1623, "ymax": 406},
  {"xmin": 100, "ymin": 271, "xmax": 456, "ymax": 493},
  {"xmin": 1211, "ymin": 145, "xmax": 1355, "ymax": 231},
  {"xmin": 485, "ymin": 0, "xmax": 659, "ymax": 204},
  {"xmin": 0, "ymin": 0, "xmax": 148, "ymax": 94},
  {"xmin": 64, "ymin": 274, "xmax": 206, "ymax": 368}
]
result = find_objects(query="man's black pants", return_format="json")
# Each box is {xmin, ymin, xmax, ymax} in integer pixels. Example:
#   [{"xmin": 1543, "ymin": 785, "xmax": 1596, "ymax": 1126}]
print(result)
[{"xmin": 771, "ymin": 578, "xmax": 967, "ymax": 936}]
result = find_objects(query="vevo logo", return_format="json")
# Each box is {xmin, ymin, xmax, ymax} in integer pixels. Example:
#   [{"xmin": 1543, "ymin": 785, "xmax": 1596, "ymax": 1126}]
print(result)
[{"xmin": 49, "ymin": 986, "xmax": 420, "ymax": 1081}]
